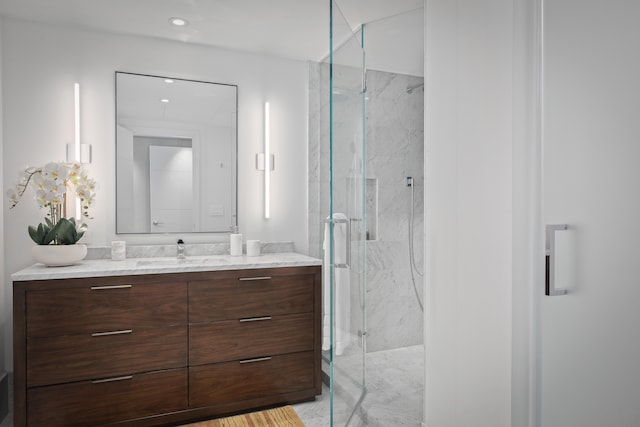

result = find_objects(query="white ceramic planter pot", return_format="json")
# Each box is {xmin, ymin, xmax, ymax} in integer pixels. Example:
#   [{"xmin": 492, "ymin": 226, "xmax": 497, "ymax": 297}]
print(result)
[{"xmin": 32, "ymin": 244, "xmax": 87, "ymax": 267}]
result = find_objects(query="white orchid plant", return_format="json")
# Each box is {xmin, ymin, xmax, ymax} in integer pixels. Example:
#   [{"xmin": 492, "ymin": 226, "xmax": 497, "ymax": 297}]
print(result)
[{"xmin": 7, "ymin": 162, "xmax": 96, "ymax": 245}]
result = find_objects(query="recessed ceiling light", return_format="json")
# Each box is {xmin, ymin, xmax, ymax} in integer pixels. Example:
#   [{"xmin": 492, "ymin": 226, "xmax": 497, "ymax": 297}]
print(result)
[
  {"xmin": 164, "ymin": 79, "xmax": 174, "ymax": 83},
  {"xmin": 161, "ymin": 98, "xmax": 170, "ymax": 103},
  {"xmin": 169, "ymin": 17, "xmax": 188, "ymax": 27}
]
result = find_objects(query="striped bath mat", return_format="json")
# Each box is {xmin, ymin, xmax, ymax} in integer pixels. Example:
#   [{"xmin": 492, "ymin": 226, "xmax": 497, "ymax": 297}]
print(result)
[{"xmin": 181, "ymin": 405, "xmax": 305, "ymax": 426}]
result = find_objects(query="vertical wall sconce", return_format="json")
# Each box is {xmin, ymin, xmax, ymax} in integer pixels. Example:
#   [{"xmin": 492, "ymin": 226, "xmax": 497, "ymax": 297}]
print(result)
[
  {"xmin": 264, "ymin": 101, "xmax": 270, "ymax": 219},
  {"xmin": 74, "ymin": 83, "xmax": 80, "ymax": 161},
  {"xmin": 66, "ymin": 83, "xmax": 92, "ymax": 164},
  {"xmin": 73, "ymin": 83, "xmax": 82, "ymax": 219},
  {"xmin": 66, "ymin": 83, "xmax": 93, "ymax": 219},
  {"xmin": 256, "ymin": 101, "xmax": 274, "ymax": 219}
]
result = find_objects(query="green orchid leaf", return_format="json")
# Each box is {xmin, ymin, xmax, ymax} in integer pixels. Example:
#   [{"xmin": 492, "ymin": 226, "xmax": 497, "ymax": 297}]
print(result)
[
  {"xmin": 28, "ymin": 217, "xmax": 86, "ymax": 245},
  {"xmin": 28, "ymin": 225, "xmax": 41, "ymax": 244},
  {"xmin": 44, "ymin": 225, "xmax": 58, "ymax": 245},
  {"xmin": 51, "ymin": 218, "xmax": 74, "ymax": 245},
  {"xmin": 28, "ymin": 222, "xmax": 55, "ymax": 245},
  {"xmin": 44, "ymin": 217, "xmax": 54, "ymax": 229}
]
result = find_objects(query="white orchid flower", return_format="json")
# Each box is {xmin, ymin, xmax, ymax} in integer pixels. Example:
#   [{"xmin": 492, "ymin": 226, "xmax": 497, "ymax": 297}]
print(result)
[{"xmin": 7, "ymin": 161, "xmax": 96, "ymax": 226}]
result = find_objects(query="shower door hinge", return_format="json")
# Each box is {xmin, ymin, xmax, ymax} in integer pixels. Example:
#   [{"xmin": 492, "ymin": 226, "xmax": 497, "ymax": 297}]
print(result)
[
  {"xmin": 362, "ymin": 70, "xmax": 368, "ymax": 94},
  {"xmin": 358, "ymin": 329, "xmax": 368, "ymax": 347}
]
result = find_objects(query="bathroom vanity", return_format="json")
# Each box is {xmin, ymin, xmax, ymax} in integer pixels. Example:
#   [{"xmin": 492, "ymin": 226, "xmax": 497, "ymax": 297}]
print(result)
[{"xmin": 12, "ymin": 253, "xmax": 322, "ymax": 427}]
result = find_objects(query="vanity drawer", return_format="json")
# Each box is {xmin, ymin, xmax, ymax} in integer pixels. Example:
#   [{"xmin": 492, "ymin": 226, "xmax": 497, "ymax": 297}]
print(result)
[
  {"xmin": 189, "ymin": 273, "xmax": 314, "ymax": 322},
  {"xmin": 27, "ymin": 325, "xmax": 187, "ymax": 387},
  {"xmin": 190, "ymin": 312, "xmax": 314, "ymax": 365},
  {"xmin": 26, "ymin": 281, "xmax": 187, "ymax": 337},
  {"xmin": 27, "ymin": 368, "xmax": 188, "ymax": 427},
  {"xmin": 189, "ymin": 351, "xmax": 314, "ymax": 408}
]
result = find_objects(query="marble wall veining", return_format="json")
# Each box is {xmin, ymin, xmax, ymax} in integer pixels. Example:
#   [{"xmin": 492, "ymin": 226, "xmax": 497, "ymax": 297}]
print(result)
[
  {"xmin": 85, "ymin": 241, "xmax": 296, "ymax": 260},
  {"xmin": 308, "ymin": 61, "xmax": 324, "ymax": 261},
  {"xmin": 309, "ymin": 64, "xmax": 424, "ymax": 353},
  {"xmin": 364, "ymin": 70, "xmax": 424, "ymax": 352}
]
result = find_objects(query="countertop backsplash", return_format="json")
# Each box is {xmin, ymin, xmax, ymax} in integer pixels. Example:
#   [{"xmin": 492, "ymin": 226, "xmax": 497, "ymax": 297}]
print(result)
[{"xmin": 86, "ymin": 241, "xmax": 296, "ymax": 260}]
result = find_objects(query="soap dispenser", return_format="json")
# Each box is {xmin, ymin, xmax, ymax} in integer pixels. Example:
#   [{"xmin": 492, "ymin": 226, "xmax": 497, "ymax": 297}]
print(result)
[{"xmin": 229, "ymin": 225, "xmax": 243, "ymax": 256}]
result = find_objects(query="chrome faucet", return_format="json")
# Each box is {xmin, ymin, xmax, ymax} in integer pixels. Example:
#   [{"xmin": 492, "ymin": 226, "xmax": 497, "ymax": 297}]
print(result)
[{"xmin": 177, "ymin": 239, "xmax": 185, "ymax": 259}]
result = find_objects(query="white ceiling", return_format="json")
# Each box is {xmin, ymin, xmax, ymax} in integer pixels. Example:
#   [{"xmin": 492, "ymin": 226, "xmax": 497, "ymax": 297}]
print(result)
[
  {"xmin": 116, "ymin": 72, "xmax": 237, "ymax": 127},
  {"xmin": 0, "ymin": 0, "xmax": 424, "ymax": 76}
]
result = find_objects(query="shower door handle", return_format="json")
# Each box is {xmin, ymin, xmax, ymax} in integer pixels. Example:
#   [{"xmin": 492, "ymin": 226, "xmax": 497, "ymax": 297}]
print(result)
[
  {"xmin": 545, "ymin": 224, "xmax": 568, "ymax": 296},
  {"xmin": 335, "ymin": 218, "xmax": 350, "ymax": 269},
  {"xmin": 325, "ymin": 217, "xmax": 352, "ymax": 269}
]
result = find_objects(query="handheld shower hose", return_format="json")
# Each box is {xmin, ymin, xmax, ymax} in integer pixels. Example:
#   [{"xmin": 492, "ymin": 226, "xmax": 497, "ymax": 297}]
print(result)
[{"xmin": 407, "ymin": 177, "xmax": 424, "ymax": 312}]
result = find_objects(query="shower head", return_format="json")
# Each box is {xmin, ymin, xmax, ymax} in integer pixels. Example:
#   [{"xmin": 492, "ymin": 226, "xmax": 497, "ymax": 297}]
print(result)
[{"xmin": 406, "ymin": 83, "xmax": 424, "ymax": 94}]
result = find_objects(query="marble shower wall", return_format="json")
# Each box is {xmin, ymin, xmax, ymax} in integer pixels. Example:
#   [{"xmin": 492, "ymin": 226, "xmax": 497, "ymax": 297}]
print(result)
[
  {"xmin": 309, "ymin": 64, "xmax": 424, "ymax": 353},
  {"xmin": 363, "ymin": 70, "xmax": 424, "ymax": 352}
]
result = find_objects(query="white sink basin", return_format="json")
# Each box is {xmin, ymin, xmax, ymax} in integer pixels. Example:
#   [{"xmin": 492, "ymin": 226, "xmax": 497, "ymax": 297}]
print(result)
[{"xmin": 135, "ymin": 257, "xmax": 223, "ymax": 267}]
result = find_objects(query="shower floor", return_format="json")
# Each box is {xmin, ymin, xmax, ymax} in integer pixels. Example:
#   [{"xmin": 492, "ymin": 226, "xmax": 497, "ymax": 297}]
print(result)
[{"xmin": 293, "ymin": 344, "xmax": 424, "ymax": 426}]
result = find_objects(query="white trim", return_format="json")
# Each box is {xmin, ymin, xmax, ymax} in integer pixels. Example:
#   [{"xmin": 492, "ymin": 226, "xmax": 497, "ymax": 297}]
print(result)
[{"xmin": 511, "ymin": 0, "xmax": 543, "ymax": 426}]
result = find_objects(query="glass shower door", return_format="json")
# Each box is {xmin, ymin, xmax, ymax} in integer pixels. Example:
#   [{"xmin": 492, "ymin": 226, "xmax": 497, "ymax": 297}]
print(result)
[{"xmin": 326, "ymin": 1, "xmax": 366, "ymax": 425}]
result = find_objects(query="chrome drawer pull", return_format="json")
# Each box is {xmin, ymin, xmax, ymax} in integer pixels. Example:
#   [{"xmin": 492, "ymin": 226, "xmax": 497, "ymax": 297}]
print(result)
[
  {"xmin": 238, "ymin": 276, "xmax": 272, "ymax": 281},
  {"xmin": 239, "ymin": 356, "xmax": 272, "ymax": 364},
  {"xmin": 91, "ymin": 285, "xmax": 132, "ymax": 290},
  {"xmin": 239, "ymin": 316, "xmax": 272, "ymax": 322},
  {"xmin": 91, "ymin": 375, "xmax": 133, "ymax": 384},
  {"xmin": 91, "ymin": 329, "xmax": 133, "ymax": 337}
]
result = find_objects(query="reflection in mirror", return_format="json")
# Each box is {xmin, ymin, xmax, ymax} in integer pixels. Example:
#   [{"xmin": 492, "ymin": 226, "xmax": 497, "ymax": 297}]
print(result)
[{"xmin": 116, "ymin": 72, "xmax": 237, "ymax": 233}]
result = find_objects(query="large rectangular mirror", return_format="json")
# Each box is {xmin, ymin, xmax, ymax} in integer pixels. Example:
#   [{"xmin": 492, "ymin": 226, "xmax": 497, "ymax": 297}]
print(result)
[{"xmin": 116, "ymin": 72, "xmax": 237, "ymax": 233}]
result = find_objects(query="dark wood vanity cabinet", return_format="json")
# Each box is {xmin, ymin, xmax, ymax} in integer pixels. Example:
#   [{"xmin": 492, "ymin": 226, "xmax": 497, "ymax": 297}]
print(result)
[{"xmin": 13, "ymin": 265, "xmax": 322, "ymax": 427}]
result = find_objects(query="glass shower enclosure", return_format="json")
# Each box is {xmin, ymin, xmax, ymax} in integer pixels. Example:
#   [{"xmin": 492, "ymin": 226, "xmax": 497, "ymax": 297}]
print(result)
[{"xmin": 320, "ymin": 1, "xmax": 367, "ymax": 425}]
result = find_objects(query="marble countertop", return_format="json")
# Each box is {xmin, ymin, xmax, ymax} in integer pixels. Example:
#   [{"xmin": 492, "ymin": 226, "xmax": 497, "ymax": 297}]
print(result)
[{"xmin": 12, "ymin": 252, "xmax": 322, "ymax": 281}]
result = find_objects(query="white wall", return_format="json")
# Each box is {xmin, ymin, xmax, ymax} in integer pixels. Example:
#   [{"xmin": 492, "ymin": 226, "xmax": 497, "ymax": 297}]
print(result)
[
  {"xmin": 0, "ymin": 18, "xmax": 5, "ymax": 375},
  {"xmin": 425, "ymin": 0, "xmax": 514, "ymax": 426},
  {"xmin": 365, "ymin": 8, "xmax": 424, "ymax": 77},
  {"xmin": 1, "ymin": 17, "xmax": 310, "ymax": 371}
]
